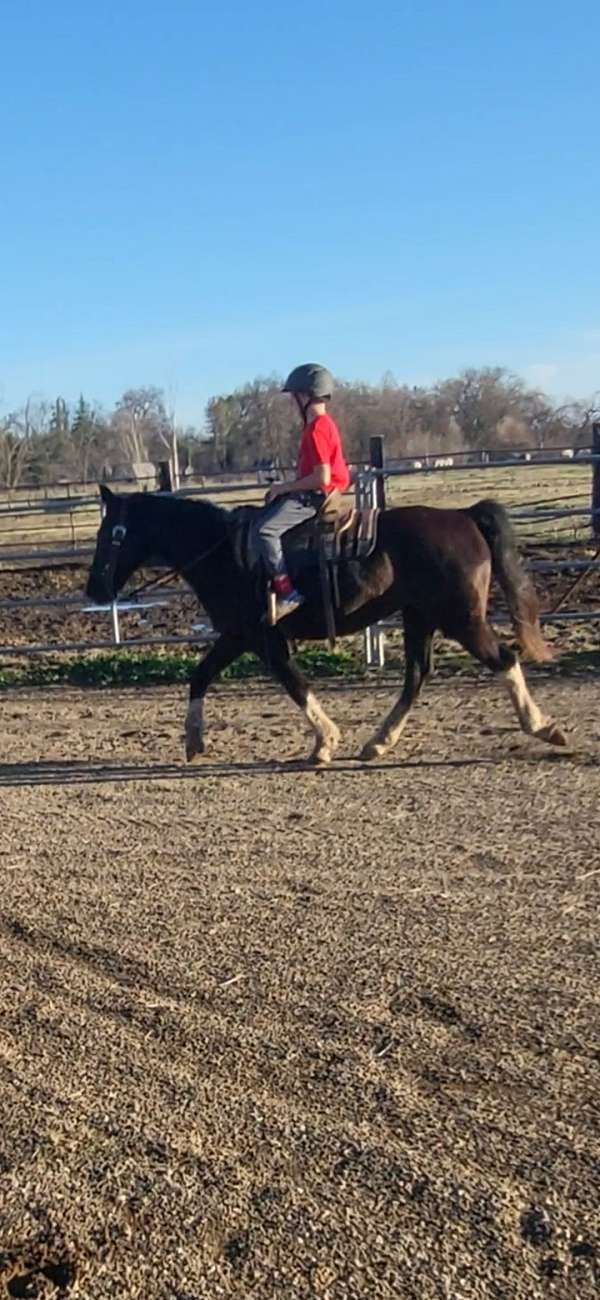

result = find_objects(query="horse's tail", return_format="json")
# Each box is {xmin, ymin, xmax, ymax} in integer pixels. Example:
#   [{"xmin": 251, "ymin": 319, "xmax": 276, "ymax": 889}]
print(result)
[{"xmin": 466, "ymin": 498, "xmax": 553, "ymax": 662}]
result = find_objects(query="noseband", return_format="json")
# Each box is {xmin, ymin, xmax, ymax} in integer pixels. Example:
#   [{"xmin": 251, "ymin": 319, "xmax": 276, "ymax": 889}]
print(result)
[{"xmin": 101, "ymin": 497, "xmax": 128, "ymax": 598}]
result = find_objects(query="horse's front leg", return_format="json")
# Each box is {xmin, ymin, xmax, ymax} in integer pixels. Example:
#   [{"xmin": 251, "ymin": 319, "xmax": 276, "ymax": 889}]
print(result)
[
  {"xmin": 185, "ymin": 634, "xmax": 244, "ymax": 761},
  {"xmin": 257, "ymin": 627, "xmax": 340, "ymax": 764}
]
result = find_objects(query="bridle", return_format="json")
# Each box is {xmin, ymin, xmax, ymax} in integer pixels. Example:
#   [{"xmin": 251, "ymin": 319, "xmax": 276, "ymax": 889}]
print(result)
[
  {"xmin": 98, "ymin": 495, "xmax": 226, "ymax": 602},
  {"xmin": 99, "ymin": 496, "xmax": 129, "ymax": 599}
]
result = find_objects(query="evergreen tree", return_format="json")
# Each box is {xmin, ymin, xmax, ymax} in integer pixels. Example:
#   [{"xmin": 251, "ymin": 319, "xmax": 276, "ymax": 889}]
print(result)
[{"xmin": 71, "ymin": 394, "xmax": 102, "ymax": 481}]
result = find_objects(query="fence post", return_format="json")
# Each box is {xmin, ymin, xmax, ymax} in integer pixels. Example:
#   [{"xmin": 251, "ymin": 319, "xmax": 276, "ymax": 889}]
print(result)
[
  {"xmin": 369, "ymin": 434, "xmax": 386, "ymax": 508},
  {"xmin": 592, "ymin": 422, "xmax": 600, "ymax": 538},
  {"xmin": 355, "ymin": 467, "xmax": 367, "ymax": 510},
  {"xmin": 356, "ymin": 467, "xmax": 385, "ymax": 669},
  {"xmin": 158, "ymin": 460, "xmax": 173, "ymax": 492},
  {"xmin": 369, "ymin": 440, "xmax": 386, "ymax": 667},
  {"xmin": 110, "ymin": 601, "xmax": 121, "ymax": 644}
]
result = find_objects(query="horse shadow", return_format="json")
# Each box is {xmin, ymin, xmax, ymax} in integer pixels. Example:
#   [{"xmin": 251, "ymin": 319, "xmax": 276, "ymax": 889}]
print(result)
[{"xmin": 0, "ymin": 748, "xmax": 582, "ymax": 789}]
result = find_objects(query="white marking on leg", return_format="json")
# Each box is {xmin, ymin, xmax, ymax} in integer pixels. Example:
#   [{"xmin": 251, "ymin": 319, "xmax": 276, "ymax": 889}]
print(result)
[
  {"xmin": 185, "ymin": 698, "xmax": 205, "ymax": 761},
  {"xmin": 305, "ymin": 690, "xmax": 340, "ymax": 764},
  {"xmin": 503, "ymin": 662, "xmax": 567, "ymax": 746},
  {"xmin": 503, "ymin": 661, "xmax": 545, "ymax": 734},
  {"xmin": 360, "ymin": 698, "xmax": 413, "ymax": 761}
]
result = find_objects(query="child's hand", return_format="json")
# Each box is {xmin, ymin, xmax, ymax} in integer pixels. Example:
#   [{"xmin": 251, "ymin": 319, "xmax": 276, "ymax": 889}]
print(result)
[{"xmin": 266, "ymin": 482, "xmax": 283, "ymax": 503}]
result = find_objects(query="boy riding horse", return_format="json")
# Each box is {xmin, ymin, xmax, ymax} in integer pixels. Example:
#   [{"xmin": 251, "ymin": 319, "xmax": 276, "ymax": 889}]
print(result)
[{"xmin": 257, "ymin": 363, "xmax": 351, "ymax": 620}]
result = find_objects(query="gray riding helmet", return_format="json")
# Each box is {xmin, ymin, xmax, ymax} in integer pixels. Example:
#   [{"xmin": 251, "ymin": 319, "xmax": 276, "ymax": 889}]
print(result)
[{"xmin": 283, "ymin": 364, "xmax": 335, "ymax": 399}]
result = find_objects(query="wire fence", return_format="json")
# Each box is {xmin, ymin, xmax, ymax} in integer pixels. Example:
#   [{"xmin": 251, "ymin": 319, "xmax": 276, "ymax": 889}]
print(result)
[{"xmin": 0, "ymin": 454, "xmax": 598, "ymax": 667}]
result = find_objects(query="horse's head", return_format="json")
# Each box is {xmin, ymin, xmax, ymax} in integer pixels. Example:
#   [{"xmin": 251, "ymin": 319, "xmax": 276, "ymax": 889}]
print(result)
[{"xmin": 86, "ymin": 485, "xmax": 153, "ymax": 602}]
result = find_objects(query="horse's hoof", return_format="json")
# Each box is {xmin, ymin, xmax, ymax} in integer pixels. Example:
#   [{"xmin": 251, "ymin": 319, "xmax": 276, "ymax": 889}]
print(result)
[
  {"xmin": 310, "ymin": 748, "xmax": 331, "ymax": 767},
  {"xmin": 185, "ymin": 733, "xmax": 205, "ymax": 762},
  {"xmin": 537, "ymin": 722, "xmax": 568, "ymax": 747},
  {"xmin": 359, "ymin": 740, "xmax": 386, "ymax": 762}
]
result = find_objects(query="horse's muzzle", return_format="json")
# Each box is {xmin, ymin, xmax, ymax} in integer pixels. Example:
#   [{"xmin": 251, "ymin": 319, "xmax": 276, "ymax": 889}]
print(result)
[{"xmin": 86, "ymin": 569, "xmax": 112, "ymax": 603}]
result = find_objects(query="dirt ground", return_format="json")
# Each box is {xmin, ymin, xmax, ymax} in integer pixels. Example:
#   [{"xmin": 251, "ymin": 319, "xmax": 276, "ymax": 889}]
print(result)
[{"xmin": 0, "ymin": 674, "xmax": 598, "ymax": 1299}]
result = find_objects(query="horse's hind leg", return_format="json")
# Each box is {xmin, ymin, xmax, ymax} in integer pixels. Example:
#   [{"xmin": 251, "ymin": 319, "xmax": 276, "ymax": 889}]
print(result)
[
  {"xmin": 360, "ymin": 614, "xmax": 433, "ymax": 762},
  {"xmin": 457, "ymin": 618, "xmax": 567, "ymax": 747},
  {"xmin": 258, "ymin": 627, "xmax": 340, "ymax": 764}
]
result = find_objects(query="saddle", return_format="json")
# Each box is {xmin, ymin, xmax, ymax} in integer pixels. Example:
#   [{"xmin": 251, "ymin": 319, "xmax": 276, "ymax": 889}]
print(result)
[
  {"xmin": 230, "ymin": 493, "xmax": 380, "ymax": 646},
  {"xmin": 312, "ymin": 495, "xmax": 379, "ymax": 645},
  {"xmin": 316, "ymin": 493, "xmax": 379, "ymax": 564}
]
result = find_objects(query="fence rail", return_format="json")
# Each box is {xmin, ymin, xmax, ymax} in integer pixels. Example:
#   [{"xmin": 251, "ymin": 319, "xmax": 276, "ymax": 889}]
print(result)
[
  {"xmin": 355, "ymin": 437, "xmax": 600, "ymax": 665},
  {"xmin": 1, "ymin": 459, "xmax": 599, "ymax": 552},
  {"xmin": 0, "ymin": 438, "xmax": 599, "ymax": 667}
]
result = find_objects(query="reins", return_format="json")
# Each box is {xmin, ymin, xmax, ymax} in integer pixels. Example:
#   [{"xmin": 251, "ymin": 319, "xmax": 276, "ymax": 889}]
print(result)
[{"xmin": 125, "ymin": 535, "xmax": 227, "ymax": 601}]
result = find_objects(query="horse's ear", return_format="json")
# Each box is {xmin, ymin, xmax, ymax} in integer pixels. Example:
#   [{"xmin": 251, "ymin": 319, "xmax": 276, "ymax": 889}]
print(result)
[{"xmin": 99, "ymin": 483, "xmax": 113, "ymax": 505}]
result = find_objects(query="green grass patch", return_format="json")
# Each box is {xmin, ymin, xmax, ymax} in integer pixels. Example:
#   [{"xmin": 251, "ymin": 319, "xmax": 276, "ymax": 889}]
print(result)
[
  {"xmin": 0, "ymin": 641, "xmax": 595, "ymax": 692},
  {"xmin": 0, "ymin": 645, "xmax": 360, "ymax": 691}
]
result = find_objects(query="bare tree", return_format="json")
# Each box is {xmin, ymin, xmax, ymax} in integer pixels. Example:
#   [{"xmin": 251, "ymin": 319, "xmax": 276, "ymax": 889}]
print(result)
[
  {"xmin": 3, "ymin": 370, "xmax": 598, "ymax": 483},
  {"xmin": 112, "ymin": 387, "xmax": 171, "ymax": 464},
  {"xmin": 0, "ymin": 397, "xmax": 50, "ymax": 487},
  {"xmin": 0, "ymin": 419, "xmax": 33, "ymax": 487},
  {"xmin": 206, "ymin": 377, "xmax": 294, "ymax": 470},
  {"xmin": 562, "ymin": 393, "xmax": 600, "ymax": 447}
]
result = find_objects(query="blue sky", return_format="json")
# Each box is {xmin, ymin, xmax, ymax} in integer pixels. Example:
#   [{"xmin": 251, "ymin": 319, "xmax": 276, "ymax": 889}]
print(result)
[{"xmin": 1, "ymin": 0, "xmax": 599, "ymax": 424}]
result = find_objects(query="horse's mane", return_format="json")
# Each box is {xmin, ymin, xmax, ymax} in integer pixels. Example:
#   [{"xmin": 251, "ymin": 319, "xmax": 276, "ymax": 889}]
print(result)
[{"xmin": 130, "ymin": 491, "xmax": 231, "ymax": 531}]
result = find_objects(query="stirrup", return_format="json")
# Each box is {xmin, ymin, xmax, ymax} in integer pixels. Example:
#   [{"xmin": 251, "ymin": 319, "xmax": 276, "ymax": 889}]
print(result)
[{"xmin": 268, "ymin": 588, "xmax": 304, "ymax": 624}]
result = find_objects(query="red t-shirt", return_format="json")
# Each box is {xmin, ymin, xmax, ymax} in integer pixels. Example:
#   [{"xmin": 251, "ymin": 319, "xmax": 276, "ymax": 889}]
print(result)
[{"xmin": 297, "ymin": 413, "xmax": 350, "ymax": 494}]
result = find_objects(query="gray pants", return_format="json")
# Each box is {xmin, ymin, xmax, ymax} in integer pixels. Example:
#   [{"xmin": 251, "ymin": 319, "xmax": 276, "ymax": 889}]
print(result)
[{"xmin": 256, "ymin": 495, "xmax": 318, "ymax": 578}]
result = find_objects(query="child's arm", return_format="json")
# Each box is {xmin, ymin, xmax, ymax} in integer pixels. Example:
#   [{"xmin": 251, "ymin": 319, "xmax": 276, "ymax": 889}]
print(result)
[{"xmin": 268, "ymin": 462, "xmax": 330, "ymax": 499}]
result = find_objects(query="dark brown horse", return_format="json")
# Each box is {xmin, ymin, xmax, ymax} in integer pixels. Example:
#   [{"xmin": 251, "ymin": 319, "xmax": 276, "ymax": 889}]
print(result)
[{"xmin": 86, "ymin": 486, "xmax": 566, "ymax": 763}]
